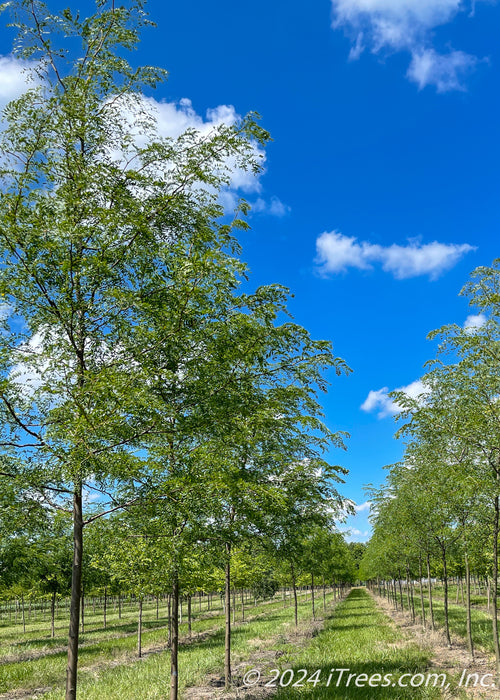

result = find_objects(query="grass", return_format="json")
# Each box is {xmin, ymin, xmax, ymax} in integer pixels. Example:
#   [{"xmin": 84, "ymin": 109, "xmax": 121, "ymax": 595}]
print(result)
[
  {"xmin": 0, "ymin": 589, "xmax": 333, "ymax": 698},
  {"xmin": 271, "ymin": 588, "xmax": 467, "ymax": 699},
  {"xmin": 1, "ymin": 588, "xmax": 471, "ymax": 699},
  {"xmin": 398, "ymin": 588, "xmax": 497, "ymax": 653}
]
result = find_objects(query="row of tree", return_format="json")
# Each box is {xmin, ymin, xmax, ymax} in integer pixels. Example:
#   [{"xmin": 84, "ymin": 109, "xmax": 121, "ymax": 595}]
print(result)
[
  {"xmin": 1, "ymin": 511, "xmax": 357, "ymax": 652},
  {"xmin": 360, "ymin": 259, "xmax": 500, "ymax": 671},
  {"xmin": 0, "ymin": 2, "xmax": 353, "ymax": 699}
]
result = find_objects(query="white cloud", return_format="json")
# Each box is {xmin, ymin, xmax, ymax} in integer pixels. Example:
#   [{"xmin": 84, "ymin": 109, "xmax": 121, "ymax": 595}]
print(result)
[
  {"xmin": 0, "ymin": 303, "xmax": 12, "ymax": 321},
  {"xmin": 110, "ymin": 95, "xmax": 266, "ymax": 199},
  {"xmin": 10, "ymin": 330, "xmax": 49, "ymax": 394},
  {"xmin": 340, "ymin": 500, "xmax": 373, "ymax": 541},
  {"xmin": 407, "ymin": 49, "xmax": 480, "ymax": 93},
  {"xmin": 355, "ymin": 501, "xmax": 372, "ymax": 513},
  {"xmin": 331, "ymin": 0, "xmax": 487, "ymax": 91},
  {"xmin": 83, "ymin": 488, "xmax": 102, "ymax": 504},
  {"xmin": 464, "ymin": 312, "xmax": 487, "ymax": 330},
  {"xmin": 252, "ymin": 195, "xmax": 291, "ymax": 217},
  {"xmin": 0, "ymin": 56, "xmax": 39, "ymax": 110},
  {"xmin": 0, "ymin": 59, "xmax": 275, "ymax": 212},
  {"xmin": 361, "ymin": 379, "xmax": 427, "ymax": 418},
  {"xmin": 315, "ymin": 231, "xmax": 475, "ymax": 279}
]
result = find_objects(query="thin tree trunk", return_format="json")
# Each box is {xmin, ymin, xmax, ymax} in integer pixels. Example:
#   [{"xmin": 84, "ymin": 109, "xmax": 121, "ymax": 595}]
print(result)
[
  {"xmin": 465, "ymin": 552, "xmax": 474, "ymax": 660},
  {"xmin": 22, "ymin": 594, "xmax": 25, "ymax": 634},
  {"xmin": 138, "ymin": 598, "xmax": 143, "ymax": 658},
  {"xmin": 410, "ymin": 579, "xmax": 415, "ymax": 622},
  {"xmin": 405, "ymin": 563, "xmax": 412, "ymax": 620},
  {"xmin": 65, "ymin": 485, "xmax": 83, "ymax": 700},
  {"xmin": 241, "ymin": 590, "xmax": 245, "ymax": 622},
  {"xmin": 441, "ymin": 545, "xmax": 451, "ymax": 646},
  {"xmin": 418, "ymin": 556, "xmax": 426, "ymax": 630},
  {"xmin": 311, "ymin": 572, "xmax": 315, "ymax": 621},
  {"xmin": 426, "ymin": 553, "xmax": 435, "ymax": 631},
  {"xmin": 398, "ymin": 571, "xmax": 404, "ymax": 610},
  {"xmin": 323, "ymin": 575, "xmax": 326, "ymax": 613},
  {"xmin": 51, "ymin": 591, "xmax": 56, "ymax": 638},
  {"xmin": 290, "ymin": 562, "xmax": 298, "ymax": 627},
  {"xmin": 492, "ymin": 494, "xmax": 500, "ymax": 677},
  {"xmin": 81, "ymin": 586, "xmax": 84, "ymax": 636},
  {"xmin": 118, "ymin": 593, "xmax": 121, "ymax": 620},
  {"xmin": 168, "ymin": 594, "xmax": 172, "ymax": 648},
  {"xmin": 170, "ymin": 576, "xmax": 179, "ymax": 700},
  {"xmin": 224, "ymin": 543, "xmax": 231, "ymax": 690},
  {"xmin": 187, "ymin": 595, "xmax": 192, "ymax": 638},
  {"xmin": 103, "ymin": 587, "xmax": 107, "ymax": 630}
]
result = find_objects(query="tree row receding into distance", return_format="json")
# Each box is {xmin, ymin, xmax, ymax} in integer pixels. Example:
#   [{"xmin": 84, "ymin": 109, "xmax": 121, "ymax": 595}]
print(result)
[
  {"xmin": 361, "ymin": 259, "xmax": 500, "ymax": 675},
  {"xmin": 0, "ymin": 2, "xmax": 355, "ymax": 700}
]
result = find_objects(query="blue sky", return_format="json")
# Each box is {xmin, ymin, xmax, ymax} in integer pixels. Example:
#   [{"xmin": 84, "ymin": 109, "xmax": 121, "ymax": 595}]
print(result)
[{"xmin": 0, "ymin": 0, "xmax": 499, "ymax": 541}]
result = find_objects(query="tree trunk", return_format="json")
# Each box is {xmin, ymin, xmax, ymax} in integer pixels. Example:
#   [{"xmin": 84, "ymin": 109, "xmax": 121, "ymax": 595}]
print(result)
[
  {"xmin": 118, "ymin": 593, "xmax": 121, "ymax": 620},
  {"xmin": 492, "ymin": 494, "xmax": 500, "ymax": 677},
  {"xmin": 65, "ymin": 485, "xmax": 83, "ymax": 700},
  {"xmin": 224, "ymin": 543, "xmax": 231, "ymax": 690},
  {"xmin": 170, "ymin": 574, "xmax": 179, "ymax": 700},
  {"xmin": 21, "ymin": 594, "xmax": 25, "ymax": 634},
  {"xmin": 187, "ymin": 595, "xmax": 192, "ymax": 638},
  {"xmin": 426, "ymin": 553, "xmax": 435, "ymax": 631},
  {"xmin": 241, "ymin": 589, "xmax": 245, "ymax": 622},
  {"xmin": 418, "ymin": 556, "xmax": 426, "ymax": 630},
  {"xmin": 103, "ymin": 587, "xmax": 107, "ymax": 630},
  {"xmin": 81, "ymin": 586, "xmax": 84, "ymax": 636},
  {"xmin": 323, "ymin": 576, "xmax": 326, "ymax": 613},
  {"xmin": 405, "ymin": 563, "xmax": 413, "ymax": 621},
  {"xmin": 137, "ymin": 598, "xmax": 143, "ymax": 658},
  {"xmin": 168, "ymin": 594, "xmax": 172, "ymax": 648},
  {"xmin": 311, "ymin": 572, "xmax": 315, "ymax": 620},
  {"xmin": 290, "ymin": 562, "xmax": 298, "ymax": 627},
  {"xmin": 441, "ymin": 545, "xmax": 451, "ymax": 646},
  {"xmin": 465, "ymin": 551, "xmax": 474, "ymax": 660},
  {"xmin": 51, "ymin": 591, "xmax": 56, "ymax": 638},
  {"xmin": 410, "ymin": 579, "xmax": 415, "ymax": 622}
]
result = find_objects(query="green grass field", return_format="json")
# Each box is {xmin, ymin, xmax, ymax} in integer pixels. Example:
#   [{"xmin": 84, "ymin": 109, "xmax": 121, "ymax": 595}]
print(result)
[
  {"xmin": 0, "ymin": 589, "xmax": 337, "ymax": 699},
  {"xmin": 0, "ymin": 588, "xmax": 474, "ymax": 699}
]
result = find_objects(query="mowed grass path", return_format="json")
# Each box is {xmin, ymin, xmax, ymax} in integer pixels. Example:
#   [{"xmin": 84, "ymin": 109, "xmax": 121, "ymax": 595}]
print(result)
[{"xmin": 273, "ymin": 588, "xmax": 467, "ymax": 699}]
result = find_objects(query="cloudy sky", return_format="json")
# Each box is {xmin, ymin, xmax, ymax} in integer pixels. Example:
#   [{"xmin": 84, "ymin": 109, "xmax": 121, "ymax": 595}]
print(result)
[{"xmin": 0, "ymin": 0, "xmax": 498, "ymax": 541}]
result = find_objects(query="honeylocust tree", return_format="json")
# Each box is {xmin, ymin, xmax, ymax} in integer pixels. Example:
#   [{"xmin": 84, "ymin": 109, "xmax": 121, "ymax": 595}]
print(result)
[{"xmin": 0, "ymin": 1, "xmax": 270, "ymax": 698}]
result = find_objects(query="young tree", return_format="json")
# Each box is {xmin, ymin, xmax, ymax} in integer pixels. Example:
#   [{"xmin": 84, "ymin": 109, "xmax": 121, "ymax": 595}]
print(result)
[{"xmin": 0, "ymin": 2, "xmax": 270, "ymax": 697}]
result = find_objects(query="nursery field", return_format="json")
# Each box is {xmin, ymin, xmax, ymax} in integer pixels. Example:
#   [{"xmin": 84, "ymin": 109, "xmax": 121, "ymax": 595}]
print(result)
[
  {"xmin": 0, "ymin": 1, "xmax": 498, "ymax": 700},
  {"xmin": 1, "ymin": 587, "xmax": 489, "ymax": 699}
]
